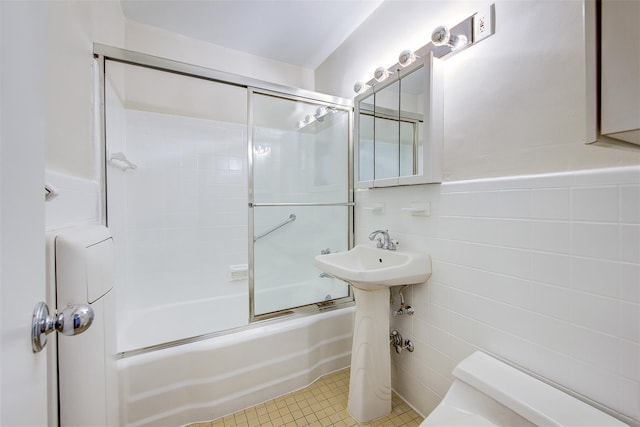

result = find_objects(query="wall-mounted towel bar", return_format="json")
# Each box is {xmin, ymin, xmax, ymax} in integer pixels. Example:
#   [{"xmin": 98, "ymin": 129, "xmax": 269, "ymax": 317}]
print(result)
[{"xmin": 254, "ymin": 214, "xmax": 296, "ymax": 242}]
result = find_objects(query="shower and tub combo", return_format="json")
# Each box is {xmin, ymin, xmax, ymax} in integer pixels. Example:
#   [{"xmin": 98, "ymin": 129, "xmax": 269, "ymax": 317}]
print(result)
[{"xmin": 93, "ymin": 45, "xmax": 355, "ymax": 425}]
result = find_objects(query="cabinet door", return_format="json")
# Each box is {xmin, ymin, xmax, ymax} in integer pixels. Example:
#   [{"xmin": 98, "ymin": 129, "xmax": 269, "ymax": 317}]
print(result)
[
  {"xmin": 373, "ymin": 80, "xmax": 400, "ymax": 187},
  {"xmin": 601, "ymin": 0, "xmax": 640, "ymax": 145}
]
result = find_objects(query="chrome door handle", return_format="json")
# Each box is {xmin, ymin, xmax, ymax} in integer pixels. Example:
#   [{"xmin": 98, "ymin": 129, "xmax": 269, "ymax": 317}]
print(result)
[{"xmin": 31, "ymin": 302, "xmax": 94, "ymax": 353}]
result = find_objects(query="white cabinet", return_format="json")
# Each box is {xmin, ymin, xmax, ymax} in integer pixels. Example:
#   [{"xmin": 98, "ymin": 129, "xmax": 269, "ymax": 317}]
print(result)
[
  {"xmin": 601, "ymin": 0, "xmax": 640, "ymax": 145},
  {"xmin": 354, "ymin": 53, "xmax": 444, "ymax": 188}
]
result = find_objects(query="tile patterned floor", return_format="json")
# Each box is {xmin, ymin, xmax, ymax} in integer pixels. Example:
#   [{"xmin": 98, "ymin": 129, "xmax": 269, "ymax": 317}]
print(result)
[{"xmin": 188, "ymin": 368, "xmax": 423, "ymax": 427}]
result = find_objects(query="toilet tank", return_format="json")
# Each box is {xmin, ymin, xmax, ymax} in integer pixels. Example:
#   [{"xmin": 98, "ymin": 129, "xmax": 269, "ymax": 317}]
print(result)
[
  {"xmin": 450, "ymin": 352, "xmax": 628, "ymax": 427},
  {"xmin": 49, "ymin": 225, "xmax": 119, "ymax": 426}
]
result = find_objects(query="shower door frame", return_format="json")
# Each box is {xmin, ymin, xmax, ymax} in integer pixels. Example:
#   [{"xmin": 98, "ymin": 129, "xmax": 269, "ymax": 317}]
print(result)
[
  {"xmin": 248, "ymin": 87, "xmax": 355, "ymax": 321},
  {"xmin": 94, "ymin": 44, "xmax": 355, "ymax": 336}
]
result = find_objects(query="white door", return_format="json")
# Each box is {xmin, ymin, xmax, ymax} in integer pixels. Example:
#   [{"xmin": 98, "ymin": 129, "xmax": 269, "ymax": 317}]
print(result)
[{"xmin": 1, "ymin": 1, "xmax": 49, "ymax": 425}]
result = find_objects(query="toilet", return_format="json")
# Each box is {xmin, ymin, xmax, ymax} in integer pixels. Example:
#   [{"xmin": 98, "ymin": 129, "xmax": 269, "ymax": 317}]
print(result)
[{"xmin": 420, "ymin": 352, "xmax": 628, "ymax": 426}]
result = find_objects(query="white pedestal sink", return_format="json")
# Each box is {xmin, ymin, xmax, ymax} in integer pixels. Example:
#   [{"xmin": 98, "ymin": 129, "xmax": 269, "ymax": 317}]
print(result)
[{"xmin": 314, "ymin": 245, "xmax": 431, "ymax": 423}]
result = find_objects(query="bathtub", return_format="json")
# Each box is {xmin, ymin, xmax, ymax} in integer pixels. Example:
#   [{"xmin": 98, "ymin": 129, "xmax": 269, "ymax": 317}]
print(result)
[
  {"xmin": 117, "ymin": 293, "xmax": 249, "ymax": 354},
  {"xmin": 118, "ymin": 306, "xmax": 355, "ymax": 426},
  {"xmin": 117, "ymin": 277, "xmax": 349, "ymax": 354}
]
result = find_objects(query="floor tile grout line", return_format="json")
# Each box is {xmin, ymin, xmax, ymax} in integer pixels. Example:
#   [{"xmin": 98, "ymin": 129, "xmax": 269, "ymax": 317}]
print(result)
[{"xmin": 188, "ymin": 369, "xmax": 423, "ymax": 427}]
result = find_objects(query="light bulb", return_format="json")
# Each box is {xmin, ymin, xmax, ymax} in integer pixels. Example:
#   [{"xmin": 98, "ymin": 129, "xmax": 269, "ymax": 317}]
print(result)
[
  {"xmin": 374, "ymin": 66, "xmax": 390, "ymax": 82},
  {"xmin": 431, "ymin": 26, "xmax": 450, "ymax": 46},
  {"xmin": 431, "ymin": 25, "xmax": 468, "ymax": 50},
  {"xmin": 353, "ymin": 81, "xmax": 368, "ymax": 94},
  {"xmin": 314, "ymin": 107, "xmax": 327, "ymax": 122},
  {"xmin": 398, "ymin": 50, "xmax": 416, "ymax": 67},
  {"xmin": 452, "ymin": 34, "xmax": 468, "ymax": 49}
]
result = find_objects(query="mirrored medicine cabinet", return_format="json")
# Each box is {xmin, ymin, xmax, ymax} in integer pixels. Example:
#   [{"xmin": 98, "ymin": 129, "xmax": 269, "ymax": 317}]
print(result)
[{"xmin": 355, "ymin": 53, "xmax": 444, "ymax": 188}]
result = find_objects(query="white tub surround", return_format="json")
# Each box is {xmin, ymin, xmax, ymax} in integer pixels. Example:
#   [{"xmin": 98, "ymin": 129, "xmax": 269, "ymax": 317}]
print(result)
[{"xmin": 118, "ymin": 307, "xmax": 354, "ymax": 427}]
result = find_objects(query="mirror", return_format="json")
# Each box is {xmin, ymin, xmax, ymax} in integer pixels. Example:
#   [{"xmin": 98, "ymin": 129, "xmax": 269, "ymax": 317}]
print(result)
[
  {"xmin": 358, "ymin": 93, "xmax": 374, "ymax": 182},
  {"xmin": 355, "ymin": 53, "xmax": 443, "ymax": 188},
  {"xmin": 399, "ymin": 67, "xmax": 424, "ymax": 178},
  {"xmin": 374, "ymin": 80, "xmax": 400, "ymax": 183}
]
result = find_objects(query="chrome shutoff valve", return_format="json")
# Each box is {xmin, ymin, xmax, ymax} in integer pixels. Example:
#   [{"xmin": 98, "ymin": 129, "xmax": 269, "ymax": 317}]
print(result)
[
  {"xmin": 389, "ymin": 330, "xmax": 415, "ymax": 354},
  {"xmin": 394, "ymin": 305, "xmax": 415, "ymax": 316}
]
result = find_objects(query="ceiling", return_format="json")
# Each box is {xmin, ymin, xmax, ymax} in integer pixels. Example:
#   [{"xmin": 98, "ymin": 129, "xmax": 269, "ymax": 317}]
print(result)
[{"xmin": 120, "ymin": 0, "xmax": 384, "ymax": 69}]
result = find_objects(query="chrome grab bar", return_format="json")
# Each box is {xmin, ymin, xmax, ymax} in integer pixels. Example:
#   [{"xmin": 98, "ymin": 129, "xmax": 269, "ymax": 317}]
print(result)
[{"xmin": 254, "ymin": 214, "xmax": 296, "ymax": 242}]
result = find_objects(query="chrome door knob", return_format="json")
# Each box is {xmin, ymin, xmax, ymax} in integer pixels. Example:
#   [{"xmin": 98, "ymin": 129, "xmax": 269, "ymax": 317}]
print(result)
[{"xmin": 32, "ymin": 302, "xmax": 94, "ymax": 353}]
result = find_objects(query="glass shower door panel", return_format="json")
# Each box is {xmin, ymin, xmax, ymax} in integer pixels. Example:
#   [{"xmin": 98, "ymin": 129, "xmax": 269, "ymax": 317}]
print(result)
[
  {"xmin": 105, "ymin": 60, "xmax": 249, "ymax": 353},
  {"xmin": 251, "ymin": 91, "xmax": 351, "ymax": 317},
  {"xmin": 253, "ymin": 206, "xmax": 349, "ymax": 316},
  {"xmin": 252, "ymin": 93, "xmax": 349, "ymax": 204}
]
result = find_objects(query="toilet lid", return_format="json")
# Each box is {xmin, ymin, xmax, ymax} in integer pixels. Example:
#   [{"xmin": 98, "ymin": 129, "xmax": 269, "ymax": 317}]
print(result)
[{"xmin": 421, "ymin": 412, "xmax": 497, "ymax": 427}]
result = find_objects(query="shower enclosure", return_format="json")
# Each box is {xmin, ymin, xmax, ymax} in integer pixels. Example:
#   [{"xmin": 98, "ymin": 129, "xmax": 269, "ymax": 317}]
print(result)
[{"xmin": 97, "ymin": 46, "xmax": 353, "ymax": 355}]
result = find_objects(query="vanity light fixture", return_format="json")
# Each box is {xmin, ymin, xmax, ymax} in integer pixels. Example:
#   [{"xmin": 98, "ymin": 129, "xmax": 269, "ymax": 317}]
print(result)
[
  {"xmin": 373, "ymin": 66, "xmax": 391, "ymax": 82},
  {"xmin": 298, "ymin": 107, "xmax": 337, "ymax": 128},
  {"xmin": 254, "ymin": 145, "xmax": 271, "ymax": 156},
  {"xmin": 431, "ymin": 25, "xmax": 468, "ymax": 50},
  {"xmin": 314, "ymin": 106, "xmax": 337, "ymax": 122},
  {"xmin": 352, "ymin": 5, "xmax": 495, "ymax": 96},
  {"xmin": 398, "ymin": 50, "xmax": 417, "ymax": 67},
  {"xmin": 297, "ymin": 114, "xmax": 315, "ymax": 129},
  {"xmin": 314, "ymin": 107, "xmax": 327, "ymax": 122}
]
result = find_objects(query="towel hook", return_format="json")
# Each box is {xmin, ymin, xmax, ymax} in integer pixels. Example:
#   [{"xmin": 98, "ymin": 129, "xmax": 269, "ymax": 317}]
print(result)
[{"xmin": 108, "ymin": 152, "xmax": 137, "ymax": 171}]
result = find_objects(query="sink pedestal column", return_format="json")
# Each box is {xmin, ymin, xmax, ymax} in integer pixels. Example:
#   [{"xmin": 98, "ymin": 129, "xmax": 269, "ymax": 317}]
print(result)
[{"xmin": 347, "ymin": 287, "xmax": 391, "ymax": 423}]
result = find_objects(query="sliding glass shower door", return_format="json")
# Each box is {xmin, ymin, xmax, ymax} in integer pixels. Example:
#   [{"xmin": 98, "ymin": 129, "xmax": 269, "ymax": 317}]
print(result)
[
  {"xmin": 105, "ymin": 60, "xmax": 250, "ymax": 353},
  {"xmin": 101, "ymin": 49, "xmax": 353, "ymax": 355},
  {"xmin": 250, "ymin": 91, "xmax": 352, "ymax": 317}
]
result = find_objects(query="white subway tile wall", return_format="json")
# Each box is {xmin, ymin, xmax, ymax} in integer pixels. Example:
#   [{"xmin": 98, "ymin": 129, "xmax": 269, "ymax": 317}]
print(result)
[
  {"xmin": 118, "ymin": 110, "xmax": 249, "ymax": 309},
  {"xmin": 356, "ymin": 166, "xmax": 640, "ymax": 426},
  {"xmin": 108, "ymin": 109, "xmax": 250, "ymax": 352}
]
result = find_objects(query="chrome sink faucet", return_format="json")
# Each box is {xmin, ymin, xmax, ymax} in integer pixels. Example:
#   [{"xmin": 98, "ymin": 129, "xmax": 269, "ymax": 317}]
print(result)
[{"xmin": 368, "ymin": 229, "xmax": 397, "ymax": 250}]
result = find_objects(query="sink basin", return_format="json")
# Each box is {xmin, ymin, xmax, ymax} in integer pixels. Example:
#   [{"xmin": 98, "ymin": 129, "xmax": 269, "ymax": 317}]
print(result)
[{"xmin": 314, "ymin": 244, "xmax": 431, "ymax": 290}]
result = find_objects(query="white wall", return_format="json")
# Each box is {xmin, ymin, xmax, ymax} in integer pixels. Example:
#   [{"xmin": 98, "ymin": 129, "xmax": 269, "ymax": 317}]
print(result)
[
  {"xmin": 316, "ymin": 0, "xmax": 640, "ymax": 181},
  {"xmin": 125, "ymin": 20, "xmax": 315, "ymax": 92},
  {"xmin": 45, "ymin": 1, "xmax": 126, "ymax": 181},
  {"xmin": 317, "ymin": 0, "xmax": 640, "ymax": 424}
]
